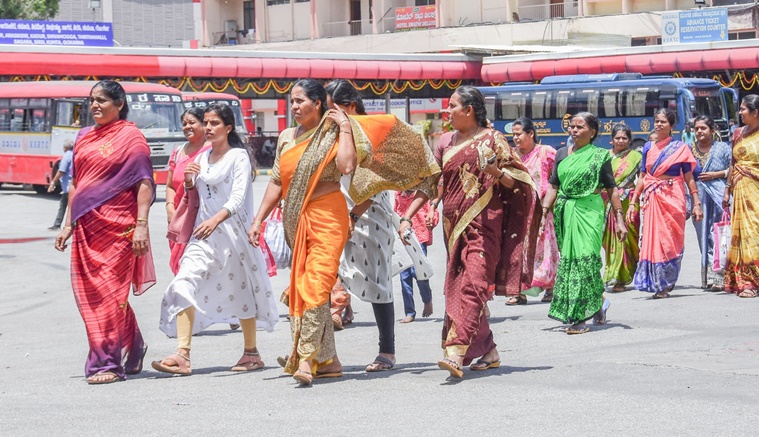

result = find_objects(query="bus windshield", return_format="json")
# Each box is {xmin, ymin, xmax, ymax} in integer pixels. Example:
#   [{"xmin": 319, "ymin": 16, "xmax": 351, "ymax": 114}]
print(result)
[{"xmin": 126, "ymin": 93, "xmax": 184, "ymax": 135}]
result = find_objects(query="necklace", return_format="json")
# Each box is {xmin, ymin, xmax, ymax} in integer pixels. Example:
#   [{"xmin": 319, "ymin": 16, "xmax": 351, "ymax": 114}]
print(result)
[{"xmin": 691, "ymin": 142, "xmax": 711, "ymax": 167}]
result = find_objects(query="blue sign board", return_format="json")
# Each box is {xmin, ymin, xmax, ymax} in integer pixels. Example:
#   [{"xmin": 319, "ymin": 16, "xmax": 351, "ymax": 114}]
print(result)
[
  {"xmin": 661, "ymin": 8, "xmax": 728, "ymax": 45},
  {"xmin": 0, "ymin": 20, "xmax": 113, "ymax": 47}
]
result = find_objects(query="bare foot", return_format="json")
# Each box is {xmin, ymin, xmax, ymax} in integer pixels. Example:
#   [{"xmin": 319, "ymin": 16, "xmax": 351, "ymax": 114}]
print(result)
[{"xmin": 422, "ymin": 302, "xmax": 433, "ymax": 318}]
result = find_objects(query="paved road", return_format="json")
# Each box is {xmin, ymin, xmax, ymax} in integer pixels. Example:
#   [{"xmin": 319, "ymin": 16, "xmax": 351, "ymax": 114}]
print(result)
[{"xmin": 1, "ymin": 178, "xmax": 758, "ymax": 436}]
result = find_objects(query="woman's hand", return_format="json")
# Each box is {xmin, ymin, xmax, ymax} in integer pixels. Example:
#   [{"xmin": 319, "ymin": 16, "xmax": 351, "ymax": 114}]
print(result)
[
  {"xmin": 193, "ymin": 218, "xmax": 220, "ymax": 241},
  {"xmin": 348, "ymin": 219, "xmax": 356, "ymax": 239},
  {"xmin": 166, "ymin": 204, "xmax": 176, "ymax": 224},
  {"xmin": 54, "ymin": 227, "xmax": 73, "ymax": 252},
  {"xmin": 398, "ymin": 220, "xmax": 412, "ymax": 246},
  {"xmin": 722, "ymin": 190, "xmax": 731, "ymax": 210},
  {"xmin": 132, "ymin": 224, "xmax": 149, "ymax": 257},
  {"xmin": 326, "ymin": 108, "xmax": 350, "ymax": 129},
  {"xmin": 698, "ymin": 171, "xmax": 723, "ymax": 182},
  {"xmin": 185, "ymin": 162, "xmax": 201, "ymax": 185},
  {"xmin": 248, "ymin": 220, "xmax": 262, "ymax": 247},
  {"xmin": 425, "ymin": 207, "xmax": 438, "ymax": 229},
  {"xmin": 615, "ymin": 214, "xmax": 628, "ymax": 242},
  {"xmin": 625, "ymin": 205, "xmax": 638, "ymax": 225},
  {"xmin": 692, "ymin": 201, "xmax": 705, "ymax": 222}
]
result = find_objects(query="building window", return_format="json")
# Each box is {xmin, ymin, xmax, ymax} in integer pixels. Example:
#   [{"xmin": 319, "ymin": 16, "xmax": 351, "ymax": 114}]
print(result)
[
  {"xmin": 295, "ymin": 0, "xmax": 310, "ymax": 2},
  {"xmin": 415, "ymin": 0, "xmax": 435, "ymax": 5},
  {"xmin": 267, "ymin": 0, "xmax": 289, "ymax": 5},
  {"xmin": 729, "ymin": 31, "xmax": 757, "ymax": 40},
  {"xmin": 243, "ymin": 1, "xmax": 255, "ymax": 30}
]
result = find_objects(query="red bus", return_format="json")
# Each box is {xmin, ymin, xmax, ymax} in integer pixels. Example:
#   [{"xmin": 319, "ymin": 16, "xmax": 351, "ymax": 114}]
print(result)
[{"xmin": 0, "ymin": 81, "xmax": 185, "ymax": 191}]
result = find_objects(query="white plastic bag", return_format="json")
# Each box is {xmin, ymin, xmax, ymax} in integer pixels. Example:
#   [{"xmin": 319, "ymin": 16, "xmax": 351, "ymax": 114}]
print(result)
[
  {"xmin": 264, "ymin": 205, "xmax": 292, "ymax": 269},
  {"xmin": 712, "ymin": 212, "xmax": 731, "ymax": 274}
]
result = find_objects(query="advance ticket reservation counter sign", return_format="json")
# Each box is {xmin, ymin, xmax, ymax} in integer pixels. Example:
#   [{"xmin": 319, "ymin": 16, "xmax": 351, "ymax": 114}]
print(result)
[
  {"xmin": 661, "ymin": 8, "xmax": 728, "ymax": 44},
  {"xmin": 0, "ymin": 20, "xmax": 113, "ymax": 47}
]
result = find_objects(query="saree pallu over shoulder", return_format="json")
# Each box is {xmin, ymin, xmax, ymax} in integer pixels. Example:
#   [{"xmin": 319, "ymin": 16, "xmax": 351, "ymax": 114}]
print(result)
[
  {"xmin": 346, "ymin": 114, "xmax": 441, "ymax": 204},
  {"xmin": 725, "ymin": 127, "xmax": 759, "ymax": 292},
  {"xmin": 71, "ymin": 120, "xmax": 154, "ymax": 224}
]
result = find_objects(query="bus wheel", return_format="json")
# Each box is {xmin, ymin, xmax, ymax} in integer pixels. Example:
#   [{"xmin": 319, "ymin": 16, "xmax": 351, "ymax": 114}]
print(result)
[{"xmin": 33, "ymin": 184, "xmax": 49, "ymax": 194}]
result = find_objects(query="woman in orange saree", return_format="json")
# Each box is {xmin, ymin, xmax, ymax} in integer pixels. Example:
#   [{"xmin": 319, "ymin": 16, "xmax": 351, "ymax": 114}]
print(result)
[
  {"xmin": 400, "ymin": 86, "xmax": 541, "ymax": 379},
  {"xmin": 248, "ymin": 80, "xmax": 438, "ymax": 385},
  {"xmin": 54, "ymin": 81, "xmax": 155, "ymax": 385},
  {"xmin": 723, "ymin": 95, "xmax": 759, "ymax": 298}
]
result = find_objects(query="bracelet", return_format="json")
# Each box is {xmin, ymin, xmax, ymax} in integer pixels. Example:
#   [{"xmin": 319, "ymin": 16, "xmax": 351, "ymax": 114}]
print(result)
[
  {"xmin": 340, "ymin": 120, "xmax": 350, "ymax": 125},
  {"xmin": 690, "ymin": 189, "xmax": 698, "ymax": 195},
  {"xmin": 400, "ymin": 217, "xmax": 413, "ymax": 225},
  {"xmin": 340, "ymin": 130, "xmax": 351, "ymax": 134},
  {"xmin": 616, "ymin": 209, "xmax": 624, "ymax": 215},
  {"xmin": 136, "ymin": 218, "xmax": 148, "ymax": 223},
  {"xmin": 429, "ymin": 200, "xmax": 440, "ymax": 208},
  {"xmin": 349, "ymin": 212, "xmax": 360, "ymax": 223},
  {"xmin": 62, "ymin": 225, "xmax": 71, "ymax": 230},
  {"xmin": 166, "ymin": 202, "xmax": 175, "ymax": 206},
  {"xmin": 184, "ymin": 182, "xmax": 194, "ymax": 190}
]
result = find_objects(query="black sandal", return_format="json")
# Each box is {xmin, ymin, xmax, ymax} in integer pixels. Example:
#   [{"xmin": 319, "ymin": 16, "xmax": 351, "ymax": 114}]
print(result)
[{"xmin": 506, "ymin": 294, "xmax": 527, "ymax": 306}]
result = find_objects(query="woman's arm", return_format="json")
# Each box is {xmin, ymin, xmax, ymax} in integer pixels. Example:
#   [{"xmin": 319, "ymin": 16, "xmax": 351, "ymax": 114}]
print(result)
[
  {"xmin": 328, "ymin": 109, "xmax": 357, "ymax": 175},
  {"xmin": 248, "ymin": 181, "xmax": 283, "ymax": 247},
  {"xmin": 684, "ymin": 170, "xmax": 703, "ymax": 222},
  {"xmin": 398, "ymin": 190, "xmax": 432, "ymax": 245},
  {"xmin": 132, "ymin": 178, "xmax": 153, "ymax": 257},
  {"xmin": 193, "ymin": 153, "xmax": 250, "ymax": 241},
  {"xmin": 54, "ymin": 179, "xmax": 76, "ymax": 252},
  {"xmin": 722, "ymin": 165, "xmax": 733, "ymax": 209},
  {"xmin": 165, "ymin": 169, "xmax": 176, "ymax": 223},
  {"xmin": 607, "ymin": 187, "xmax": 628, "ymax": 241},
  {"xmin": 626, "ymin": 173, "xmax": 646, "ymax": 224}
]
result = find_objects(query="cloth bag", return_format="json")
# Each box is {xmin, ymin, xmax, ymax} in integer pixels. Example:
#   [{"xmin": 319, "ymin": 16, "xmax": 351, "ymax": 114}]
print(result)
[
  {"xmin": 264, "ymin": 205, "xmax": 292, "ymax": 269},
  {"xmin": 166, "ymin": 187, "xmax": 200, "ymax": 244},
  {"xmin": 712, "ymin": 211, "xmax": 731, "ymax": 273}
]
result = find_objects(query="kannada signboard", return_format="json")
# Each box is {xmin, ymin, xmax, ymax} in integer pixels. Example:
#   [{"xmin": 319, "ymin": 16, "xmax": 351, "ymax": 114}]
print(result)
[
  {"xmin": 0, "ymin": 20, "xmax": 113, "ymax": 47},
  {"xmin": 661, "ymin": 8, "xmax": 728, "ymax": 45},
  {"xmin": 395, "ymin": 6, "xmax": 437, "ymax": 31}
]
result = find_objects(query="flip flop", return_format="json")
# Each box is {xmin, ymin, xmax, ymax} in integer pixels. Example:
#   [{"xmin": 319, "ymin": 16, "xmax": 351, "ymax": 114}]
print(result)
[
  {"xmin": 566, "ymin": 325, "xmax": 590, "ymax": 335},
  {"xmin": 506, "ymin": 295, "xmax": 527, "ymax": 306},
  {"xmin": 87, "ymin": 371, "xmax": 122, "ymax": 385},
  {"xmin": 293, "ymin": 369, "xmax": 313, "ymax": 385},
  {"xmin": 470, "ymin": 358, "xmax": 501, "ymax": 371},
  {"xmin": 276, "ymin": 355, "xmax": 289, "ymax": 368},
  {"xmin": 438, "ymin": 358, "xmax": 463, "ymax": 378},
  {"xmin": 365, "ymin": 355, "xmax": 395, "ymax": 372}
]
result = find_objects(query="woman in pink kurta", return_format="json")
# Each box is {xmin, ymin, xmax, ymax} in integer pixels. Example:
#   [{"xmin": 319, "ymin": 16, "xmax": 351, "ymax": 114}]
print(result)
[
  {"xmin": 165, "ymin": 107, "xmax": 211, "ymax": 274},
  {"xmin": 508, "ymin": 117, "xmax": 559, "ymax": 305}
]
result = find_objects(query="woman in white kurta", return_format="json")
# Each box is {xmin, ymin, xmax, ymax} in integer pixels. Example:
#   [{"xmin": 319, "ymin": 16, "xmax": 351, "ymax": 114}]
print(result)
[{"xmin": 152, "ymin": 104, "xmax": 279, "ymax": 376}]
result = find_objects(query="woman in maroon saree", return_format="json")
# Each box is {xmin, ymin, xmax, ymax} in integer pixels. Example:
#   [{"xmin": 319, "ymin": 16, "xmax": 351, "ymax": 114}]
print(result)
[
  {"xmin": 54, "ymin": 81, "xmax": 155, "ymax": 384},
  {"xmin": 400, "ymin": 86, "xmax": 541, "ymax": 379}
]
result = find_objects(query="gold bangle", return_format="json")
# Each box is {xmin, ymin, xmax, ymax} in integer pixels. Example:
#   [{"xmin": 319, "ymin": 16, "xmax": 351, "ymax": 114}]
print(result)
[
  {"xmin": 136, "ymin": 218, "xmax": 148, "ymax": 223},
  {"xmin": 166, "ymin": 202, "xmax": 175, "ymax": 206},
  {"xmin": 340, "ymin": 130, "xmax": 351, "ymax": 134},
  {"xmin": 62, "ymin": 225, "xmax": 71, "ymax": 230}
]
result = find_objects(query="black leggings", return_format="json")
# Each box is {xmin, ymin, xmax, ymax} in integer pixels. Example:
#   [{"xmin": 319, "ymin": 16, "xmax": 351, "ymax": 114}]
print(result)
[{"xmin": 372, "ymin": 302, "xmax": 395, "ymax": 355}]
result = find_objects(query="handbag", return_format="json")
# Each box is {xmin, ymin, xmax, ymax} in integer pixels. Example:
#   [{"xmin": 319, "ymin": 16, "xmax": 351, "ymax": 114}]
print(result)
[
  {"xmin": 712, "ymin": 211, "xmax": 731, "ymax": 273},
  {"xmin": 264, "ymin": 204, "xmax": 292, "ymax": 269},
  {"xmin": 166, "ymin": 186, "xmax": 200, "ymax": 244}
]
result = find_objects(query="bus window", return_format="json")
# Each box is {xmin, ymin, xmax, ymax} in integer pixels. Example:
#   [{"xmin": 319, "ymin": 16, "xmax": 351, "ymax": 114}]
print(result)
[
  {"xmin": 31, "ymin": 109, "xmax": 46, "ymax": 132},
  {"xmin": 55, "ymin": 101, "xmax": 74, "ymax": 126},
  {"xmin": 0, "ymin": 108, "xmax": 9, "ymax": 130},
  {"xmin": 694, "ymin": 96, "xmax": 724, "ymax": 121},
  {"xmin": 552, "ymin": 91, "xmax": 570, "ymax": 118},
  {"xmin": 10, "ymin": 108, "xmax": 24, "ymax": 131},
  {"xmin": 600, "ymin": 89, "xmax": 621, "ymax": 118},
  {"xmin": 499, "ymin": 92, "xmax": 526, "ymax": 120},
  {"xmin": 570, "ymin": 90, "xmax": 600, "ymax": 116},
  {"xmin": 531, "ymin": 91, "xmax": 550, "ymax": 119},
  {"xmin": 484, "ymin": 95, "xmax": 496, "ymax": 122}
]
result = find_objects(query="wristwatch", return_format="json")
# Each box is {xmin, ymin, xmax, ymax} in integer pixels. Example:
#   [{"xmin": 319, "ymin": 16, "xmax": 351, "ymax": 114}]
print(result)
[{"xmin": 349, "ymin": 212, "xmax": 360, "ymax": 223}]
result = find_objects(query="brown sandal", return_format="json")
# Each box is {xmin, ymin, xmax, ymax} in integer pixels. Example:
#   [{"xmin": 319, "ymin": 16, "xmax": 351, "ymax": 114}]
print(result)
[
  {"xmin": 87, "ymin": 371, "xmax": 122, "ymax": 385},
  {"xmin": 231, "ymin": 350, "xmax": 264, "ymax": 372},
  {"xmin": 293, "ymin": 369, "xmax": 313, "ymax": 385},
  {"xmin": 738, "ymin": 289, "xmax": 757, "ymax": 298},
  {"xmin": 151, "ymin": 353, "xmax": 192, "ymax": 375}
]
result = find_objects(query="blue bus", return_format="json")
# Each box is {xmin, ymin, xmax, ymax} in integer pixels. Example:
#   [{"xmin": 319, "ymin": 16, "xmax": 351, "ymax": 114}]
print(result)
[{"xmin": 478, "ymin": 73, "xmax": 737, "ymax": 149}]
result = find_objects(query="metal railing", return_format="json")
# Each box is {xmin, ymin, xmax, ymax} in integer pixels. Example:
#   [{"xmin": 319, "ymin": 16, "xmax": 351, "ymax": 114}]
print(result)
[
  {"xmin": 517, "ymin": 2, "xmax": 579, "ymax": 22},
  {"xmin": 321, "ymin": 17, "xmax": 396, "ymax": 38}
]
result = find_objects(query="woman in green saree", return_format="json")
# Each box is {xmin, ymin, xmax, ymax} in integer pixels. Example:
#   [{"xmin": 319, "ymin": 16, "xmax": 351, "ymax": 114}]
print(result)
[
  {"xmin": 602, "ymin": 124, "xmax": 642, "ymax": 292},
  {"xmin": 542, "ymin": 113, "xmax": 627, "ymax": 334}
]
